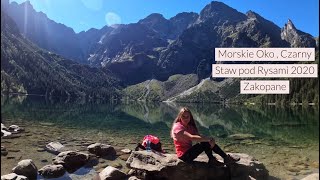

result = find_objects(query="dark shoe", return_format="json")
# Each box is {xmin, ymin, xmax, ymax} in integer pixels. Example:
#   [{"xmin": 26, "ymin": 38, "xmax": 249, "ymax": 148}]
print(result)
[
  {"xmin": 208, "ymin": 158, "xmax": 224, "ymax": 167},
  {"xmin": 224, "ymin": 154, "xmax": 240, "ymax": 164},
  {"xmin": 134, "ymin": 143, "xmax": 140, "ymax": 151}
]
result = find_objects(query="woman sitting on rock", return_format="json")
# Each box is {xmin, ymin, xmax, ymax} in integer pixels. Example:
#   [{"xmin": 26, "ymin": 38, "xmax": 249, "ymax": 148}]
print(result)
[{"xmin": 171, "ymin": 107, "xmax": 240, "ymax": 166}]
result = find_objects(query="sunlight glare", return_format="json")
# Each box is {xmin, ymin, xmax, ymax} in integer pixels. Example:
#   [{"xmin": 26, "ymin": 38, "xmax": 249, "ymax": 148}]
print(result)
[{"xmin": 105, "ymin": 12, "xmax": 121, "ymax": 26}]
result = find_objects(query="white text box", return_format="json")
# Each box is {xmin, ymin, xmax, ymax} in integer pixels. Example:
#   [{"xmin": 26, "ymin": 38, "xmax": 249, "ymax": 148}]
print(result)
[
  {"xmin": 240, "ymin": 80, "xmax": 289, "ymax": 94},
  {"xmin": 212, "ymin": 64, "xmax": 318, "ymax": 78},
  {"xmin": 215, "ymin": 48, "xmax": 315, "ymax": 61}
]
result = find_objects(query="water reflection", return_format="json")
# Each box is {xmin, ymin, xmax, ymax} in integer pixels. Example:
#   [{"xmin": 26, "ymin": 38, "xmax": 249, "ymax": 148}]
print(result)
[
  {"xmin": 1, "ymin": 95, "xmax": 318, "ymax": 179},
  {"xmin": 1, "ymin": 95, "xmax": 318, "ymax": 147}
]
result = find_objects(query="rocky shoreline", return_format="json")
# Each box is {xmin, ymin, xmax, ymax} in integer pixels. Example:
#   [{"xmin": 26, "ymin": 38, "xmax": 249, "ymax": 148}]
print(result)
[{"xmin": 1, "ymin": 123, "xmax": 319, "ymax": 180}]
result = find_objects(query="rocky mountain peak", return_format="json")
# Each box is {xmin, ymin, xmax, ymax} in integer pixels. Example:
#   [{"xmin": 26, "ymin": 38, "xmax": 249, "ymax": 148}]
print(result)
[
  {"xmin": 20, "ymin": 0, "xmax": 34, "ymax": 9},
  {"xmin": 168, "ymin": 12, "xmax": 199, "ymax": 39},
  {"xmin": 138, "ymin": 13, "xmax": 168, "ymax": 25},
  {"xmin": 286, "ymin": 19, "xmax": 296, "ymax": 30},
  {"xmin": 170, "ymin": 12, "xmax": 198, "ymax": 25},
  {"xmin": 9, "ymin": 0, "xmax": 50, "ymax": 23},
  {"xmin": 281, "ymin": 19, "xmax": 316, "ymax": 47},
  {"xmin": 138, "ymin": 13, "xmax": 172, "ymax": 39},
  {"xmin": 199, "ymin": 1, "xmax": 247, "ymax": 23},
  {"xmin": 171, "ymin": 12, "xmax": 198, "ymax": 20},
  {"xmin": 246, "ymin": 10, "xmax": 263, "ymax": 20},
  {"xmin": 200, "ymin": 1, "xmax": 230, "ymax": 17}
]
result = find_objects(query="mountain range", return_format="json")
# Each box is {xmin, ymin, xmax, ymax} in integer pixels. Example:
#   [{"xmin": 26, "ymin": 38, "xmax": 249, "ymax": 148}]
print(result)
[
  {"xmin": 1, "ymin": 0, "xmax": 318, "ymax": 103},
  {"xmin": 1, "ymin": 7, "xmax": 121, "ymax": 100}
]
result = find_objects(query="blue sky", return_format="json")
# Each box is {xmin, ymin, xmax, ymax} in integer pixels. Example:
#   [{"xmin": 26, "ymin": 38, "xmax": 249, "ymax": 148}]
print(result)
[{"xmin": 10, "ymin": 0, "xmax": 319, "ymax": 37}]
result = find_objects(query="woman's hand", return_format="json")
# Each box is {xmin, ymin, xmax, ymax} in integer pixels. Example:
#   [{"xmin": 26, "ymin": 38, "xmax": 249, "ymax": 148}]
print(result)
[{"xmin": 208, "ymin": 137, "xmax": 215, "ymax": 148}]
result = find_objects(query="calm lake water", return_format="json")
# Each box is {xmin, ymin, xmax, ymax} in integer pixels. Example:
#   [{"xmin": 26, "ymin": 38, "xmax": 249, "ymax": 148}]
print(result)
[{"xmin": 1, "ymin": 95, "xmax": 319, "ymax": 179}]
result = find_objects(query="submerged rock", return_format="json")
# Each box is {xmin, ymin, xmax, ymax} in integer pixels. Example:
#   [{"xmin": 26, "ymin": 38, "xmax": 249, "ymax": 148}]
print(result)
[
  {"xmin": 1, "ymin": 134, "xmax": 21, "ymax": 139},
  {"xmin": 1, "ymin": 173, "xmax": 28, "ymax": 180},
  {"xmin": 8, "ymin": 125, "xmax": 24, "ymax": 132},
  {"xmin": 38, "ymin": 164, "xmax": 66, "ymax": 179},
  {"xmin": 228, "ymin": 134, "xmax": 256, "ymax": 140},
  {"xmin": 126, "ymin": 151, "xmax": 269, "ymax": 180}
]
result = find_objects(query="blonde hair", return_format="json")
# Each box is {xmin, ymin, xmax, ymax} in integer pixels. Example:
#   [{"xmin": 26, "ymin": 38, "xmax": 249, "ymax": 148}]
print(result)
[{"xmin": 170, "ymin": 107, "xmax": 198, "ymax": 138}]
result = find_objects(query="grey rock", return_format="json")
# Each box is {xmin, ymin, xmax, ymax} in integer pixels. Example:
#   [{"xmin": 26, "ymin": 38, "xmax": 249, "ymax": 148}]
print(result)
[
  {"xmin": 1, "ymin": 130, "xmax": 12, "ymax": 137},
  {"xmin": 119, "ymin": 154, "xmax": 131, "ymax": 161},
  {"xmin": 1, "ymin": 123, "xmax": 8, "ymax": 131},
  {"xmin": 36, "ymin": 148, "xmax": 46, "ymax": 152},
  {"xmin": 8, "ymin": 149, "xmax": 20, "ymax": 152},
  {"xmin": 1, "ymin": 173, "xmax": 28, "ymax": 180},
  {"xmin": 52, "ymin": 151, "xmax": 89, "ymax": 173},
  {"xmin": 8, "ymin": 125, "xmax": 24, "ymax": 132},
  {"xmin": 126, "ymin": 151, "xmax": 269, "ymax": 180},
  {"xmin": 12, "ymin": 159, "xmax": 38, "ymax": 180},
  {"xmin": 301, "ymin": 173, "xmax": 319, "ymax": 180},
  {"xmin": 99, "ymin": 166, "xmax": 127, "ymax": 180},
  {"xmin": 38, "ymin": 164, "xmax": 65, "ymax": 179},
  {"xmin": 45, "ymin": 142, "xmax": 66, "ymax": 155},
  {"xmin": 87, "ymin": 143, "xmax": 116, "ymax": 158},
  {"xmin": 120, "ymin": 148, "xmax": 132, "ymax": 154},
  {"xmin": 40, "ymin": 159, "xmax": 48, "ymax": 163},
  {"xmin": 127, "ymin": 169, "xmax": 146, "ymax": 179}
]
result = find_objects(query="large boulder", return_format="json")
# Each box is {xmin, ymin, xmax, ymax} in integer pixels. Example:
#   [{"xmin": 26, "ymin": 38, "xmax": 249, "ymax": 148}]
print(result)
[
  {"xmin": 87, "ymin": 143, "xmax": 116, "ymax": 158},
  {"xmin": 1, "ymin": 173, "xmax": 28, "ymax": 180},
  {"xmin": 38, "ymin": 164, "xmax": 66, "ymax": 179},
  {"xmin": 12, "ymin": 159, "xmax": 38, "ymax": 180},
  {"xmin": 99, "ymin": 166, "xmax": 127, "ymax": 180},
  {"xmin": 52, "ymin": 151, "xmax": 89, "ymax": 173},
  {"xmin": 126, "ymin": 151, "xmax": 269, "ymax": 180},
  {"xmin": 301, "ymin": 173, "xmax": 319, "ymax": 180}
]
